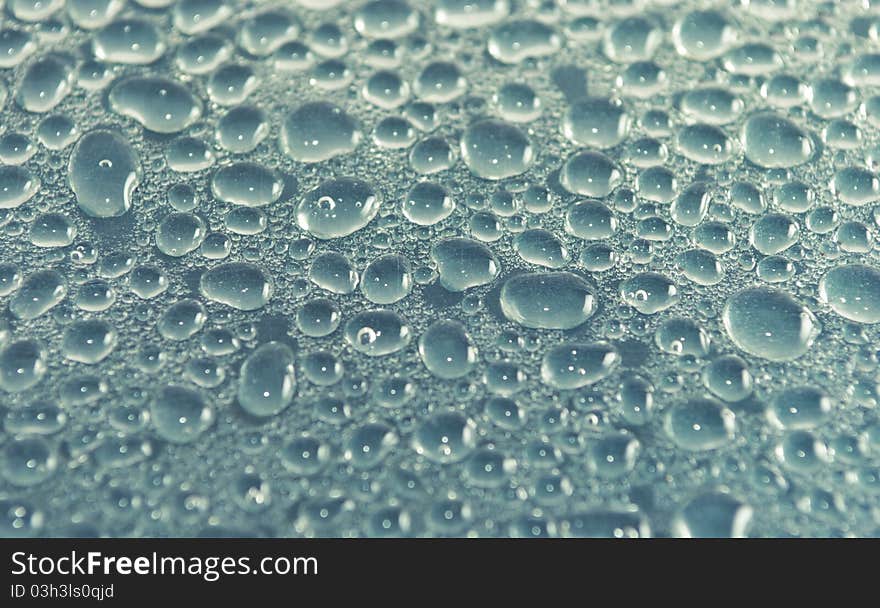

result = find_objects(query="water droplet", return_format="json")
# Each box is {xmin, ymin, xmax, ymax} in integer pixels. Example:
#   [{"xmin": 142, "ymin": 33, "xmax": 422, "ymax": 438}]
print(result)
[{"xmin": 723, "ymin": 287, "xmax": 820, "ymax": 361}]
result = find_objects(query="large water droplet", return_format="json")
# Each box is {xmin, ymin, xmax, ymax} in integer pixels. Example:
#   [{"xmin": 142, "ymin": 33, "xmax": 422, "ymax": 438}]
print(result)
[
  {"xmin": 500, "ymin": 272, "xmax": 596, "ymax": 329},
  {"xmin": 69, "ymin": 129, "xmax": 141, "ymax": 218},
  {"xmin": 280, "ymin": 101, "xmax": 360, "ymax": 163},
  {"xmin": 723, "ymin": 287, "xmax": 819, "ymax": 361},
  {"xmin": 296, "ymin": 177, "xmax": 381, "ymax": 239},
  {"xmin": 200, "ymin": 262, "xmax": 273, "ymax": 311}
]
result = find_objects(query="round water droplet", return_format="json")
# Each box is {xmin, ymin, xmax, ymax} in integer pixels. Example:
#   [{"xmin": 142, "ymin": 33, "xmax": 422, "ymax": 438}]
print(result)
[
  {"xmin": 68, "ymin": 130, "xmax": 140, "ymax": 218},
  {"xmin": 749, "ymin": 213, "xmax": 799, "ymax": 255},
  {"xmin": 460, "ymin": 119, "xmax": 533, "ymax": 180},
  {"xmin": 355, "ymin": 0, "xmax": 419, "ymax": 39},
  {"xmin": 216, "ymin": 105, "xmax": 269, "ymax": 153},
  {"xmin": 831, "ymin": 167, "xmax": 880, "ymax": 206},
  {"xmin": 61, "ymin": 319, "xmax": 116, "ymax": 364},
  {"xmin": 673, "ymin": 492, "xmax": 752, "ymax": 538},
  {"xmin": 723, "ymin": 287, "xmax": 819, "ymax": 361},
  {"xmin": 418, "ymin": 320, "xmax": 478, "ymax": 379},
  {"xmin": 513, "ymin": 229, "xmax": 569, "ymax": 268},
  {"xmin": 560, "ymin": 151, "xmax": 622, "ymax": 197},
  {"xmin": 296, "ymin": 177, "xmax": 381, "ymax": 239},
  {"xmin": 1, "ymin": 438, "xmax": 57, "ymax": 487},
  {"xmin": 412, "ymin": 411, "xmax": 476, "ymax": 463},
  {"xmin": 296, "ymin": 298, "xmax": 341, "ymax": 337},
  {"xmin": 156, "ymin": 212, "xmax": 205, "ymax": 257},
  {"xmin": 703, "ymin": 355, "xmax": 752, "ymax": 402},
  {"xmin": 361, "ymin": 254, "xmax": 412, "ymax": 304},
  {"xmin": 173, "ymin": 0, "xmax": 231, "ymax": 34},
  {"xmin": 673, "ymin": 10, "xmax": 735, "ymax": 60},
  {"xmin": 413, "ymin": 61, "xmax": 466, "ymax": 103},
  {"xmin": 16, "ymin": 55, "xmax": 73, "ymax": 113},
  {"xmin": 93, "ymin": 19, "xmax": 165, "ymax": 64},
  {"xmin": 238, "ymin": 342, "xmax": 295, "ymax": 417},
  {"xmin": 677, "ymin": 124, "xmax": 733, "ymax": 164},
  {"xmin": 409, "ymin": 137, "xmax": 455, "ymax": 176},
  {"xmin": 565, "ymin": 200, "xmax": 616, "ymax": 240},
  {"xmin": 603, "ymin": 17, "xmax": 661, "ymax": 63},
  {"xmin": 402, "ymin": 181, "xmax": 454, "ymax": 226},
  {"xmin": 238, "ymin": 9, "xmax": 300, "ymax": 56},
  {"xmin": 680, "ymin": 88, "xmax": 743, "ymax": 125},
  {"xmin": 488, "ymin": 19, "xmax": 561, "ymax": 64},
  {"xmin": 166, "ymin": 136, "xmax": 214, "ymax": 172},
  {"xmin": 742, "ymin": 113, "xmax": 814, "ymax": 168},
  {"xmin": 435, "ymin": 0, "xmax": 508, "ymax": 28},
  {"xmin": 495, "ymin": 82, "xmax": 541, "ymax": 122},
  {"xmin": 768, "ymin": 386, "xmax": 830, "ymax": 430},
  {"xmin": 129, "ymin": 265, "xmax": 168, "ymax": 299},
  {"xmin": 157, "ymin": 299, "xmax": 207, "ymax": 341},
  {"xmin": 309, "ymin": 252, "xmax": 359, "ymax": 294}
]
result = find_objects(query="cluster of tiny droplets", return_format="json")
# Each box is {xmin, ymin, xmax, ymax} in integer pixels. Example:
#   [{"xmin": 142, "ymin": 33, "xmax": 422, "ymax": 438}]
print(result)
[{"xmin": 5, "ymin": 0, "xmax": 880, "ymax": 537}]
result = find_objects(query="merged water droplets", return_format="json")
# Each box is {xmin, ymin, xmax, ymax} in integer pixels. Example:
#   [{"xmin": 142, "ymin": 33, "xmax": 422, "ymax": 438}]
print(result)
[
  {"xmin": 211, "ymin": 162, "xmax": 282, "ymax": 208},
  {"xmin": 430, "ymin": 237, "xmax": 499, "ymax": 291},
  {"xmin": 109, "ymin": 77, "xmax": 202, "ymax": 133},
  {"xmin": 0, "ymin": 340, "xmax": 47, "ymax": 392},
  {"xmin": 280, "ymin": 102, "xmax": 361, "ymax": 163},
  {"xmin": 560, "ymin": 150, "xmax": 622, "ymax": 197},
  {"xmin": 296, "ymin": 178, "xmax": 381, "ymax": 239},
  {"xmin": 93, "ymin": 19, "xmax": 166, "ymax": 64},
  {"xmin": 237, "ymin": 342, "xmax": 296, "ymax": 417},
  {"xmin": 10, "ymin": 270, "xmax": 66, "ymax": 320}
]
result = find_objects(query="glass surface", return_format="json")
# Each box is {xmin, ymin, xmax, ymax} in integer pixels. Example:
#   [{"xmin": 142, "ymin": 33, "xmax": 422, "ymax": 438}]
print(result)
[{"xmin": 0, "ymin": 0, "xmax": 878, "ymax": 538}]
